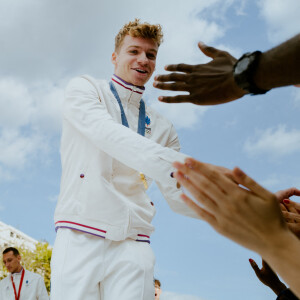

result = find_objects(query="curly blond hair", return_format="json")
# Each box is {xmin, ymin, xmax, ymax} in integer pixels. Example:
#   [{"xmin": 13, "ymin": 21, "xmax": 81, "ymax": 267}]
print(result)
[{"xmin": 115, "ymin": 18, "xmax": 163, "ymax": 52}]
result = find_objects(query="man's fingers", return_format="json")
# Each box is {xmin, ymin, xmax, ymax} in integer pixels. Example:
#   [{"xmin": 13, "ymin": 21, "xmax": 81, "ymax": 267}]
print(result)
[
  {"xmin": 154, "ymin": 73, "xmax": 187, "ymax": 83},
  {"xmin": 164, "ymin": 63, "xmax": 193, "ymax": 73},
  {"xmin": 198, "ymin": 42, "xmax": 223, "ymax": 59},
  {"xmin": 158, "ymin": 94, "xmax": 191, "ymax": 103},
  {"xmin": 153, "ymin": 82, "xmax": 188, "ymax": 91}
]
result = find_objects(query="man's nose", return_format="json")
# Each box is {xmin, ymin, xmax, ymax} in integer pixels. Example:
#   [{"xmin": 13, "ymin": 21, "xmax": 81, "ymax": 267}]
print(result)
[{"xmin": 137, "ymin": 53, "xmax": 148, "ymax": 64}]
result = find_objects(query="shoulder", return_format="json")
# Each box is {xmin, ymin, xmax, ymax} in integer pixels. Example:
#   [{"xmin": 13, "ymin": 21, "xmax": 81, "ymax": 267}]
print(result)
[
  {"xmin": 66, "ymin": 75, "xmax": 108, "ymax": 93},
  {"xmin": 0, "ymin": 275, "xmax": 9, "ymax": 286},
  {"xmin": 64, "ymin": 75, "xmax": 111, "ymax": 107}
]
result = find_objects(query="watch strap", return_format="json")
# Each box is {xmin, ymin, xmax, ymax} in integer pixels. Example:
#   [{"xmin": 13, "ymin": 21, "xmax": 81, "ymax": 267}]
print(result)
[{"xmin": 233, "ymin": 51, "xmax": 270, "ymax": 95}]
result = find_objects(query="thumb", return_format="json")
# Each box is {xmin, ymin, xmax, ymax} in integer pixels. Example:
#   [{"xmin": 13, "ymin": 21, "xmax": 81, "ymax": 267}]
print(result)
[{"xmin": 198, "ymin": 42, "xmax": 222, "ymax": 59}]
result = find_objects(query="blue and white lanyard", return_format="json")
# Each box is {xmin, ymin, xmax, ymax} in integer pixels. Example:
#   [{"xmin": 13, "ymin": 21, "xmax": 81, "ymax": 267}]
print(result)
[{"xmin": 109, "ymin": 81, "xmax": 145, "ymax": 136}]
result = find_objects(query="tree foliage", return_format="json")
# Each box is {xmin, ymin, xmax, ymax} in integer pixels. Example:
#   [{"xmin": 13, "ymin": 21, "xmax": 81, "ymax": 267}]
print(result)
[{"xmin": 0, "ymin": 242, "xmax": 52, "ymax": 293}]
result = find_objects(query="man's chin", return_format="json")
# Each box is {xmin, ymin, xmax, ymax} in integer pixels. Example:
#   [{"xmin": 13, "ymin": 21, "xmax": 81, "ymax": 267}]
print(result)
[
  {"xmin": 132, "ymin": 77, "xmax": 149, "ymax": 86},
  {"xmin": 131, "ymin": 73, "xmax": 151, "ymax": 86}
]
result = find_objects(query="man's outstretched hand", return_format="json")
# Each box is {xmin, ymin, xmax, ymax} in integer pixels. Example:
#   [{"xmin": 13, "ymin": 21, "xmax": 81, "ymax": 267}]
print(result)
[{"xmin": 153, "ymin": 42, "xmax": 246, "ymax": 105}]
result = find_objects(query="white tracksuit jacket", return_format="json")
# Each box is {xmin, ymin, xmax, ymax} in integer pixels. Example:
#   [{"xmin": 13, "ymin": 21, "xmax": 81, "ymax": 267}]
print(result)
[
  {"xmin": 0, "ymin": 269, "xmax": 49, "ymax": 300},
  {"xmin": 54, "ymin": 74, "xmax": 199, "ymax": 242}
]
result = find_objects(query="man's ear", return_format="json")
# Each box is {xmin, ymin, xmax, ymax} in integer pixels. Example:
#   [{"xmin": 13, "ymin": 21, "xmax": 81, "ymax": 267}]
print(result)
[{"xmin": 111, "ymin": 52, "xmax": 117, "ymax": 65}]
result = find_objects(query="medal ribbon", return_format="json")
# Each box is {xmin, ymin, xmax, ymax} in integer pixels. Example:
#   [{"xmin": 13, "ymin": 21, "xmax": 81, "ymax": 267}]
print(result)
[
  {"xmin": 109, "ymin": 81, "xmax": 145, "ymax": 136},
  {"xmin": 11, "ymin": 268, "xmax": 25, "ymax": 300},
  {"xmin": 109, "ymin": 81, "xmax": 148, "ymax": 189}
]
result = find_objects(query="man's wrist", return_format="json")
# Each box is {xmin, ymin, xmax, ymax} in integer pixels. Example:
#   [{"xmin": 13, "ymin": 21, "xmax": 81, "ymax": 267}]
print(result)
[
  {"xmin": 233, "ymin": 51, "xmax": 270, "ymax": 95},
  {"xmin": 271, "ymin": 281, "xmax": 287, "ymax": 296},
  {"xmin": 277, "ymin": 288, "xmax": 299, "ymax": 300}
]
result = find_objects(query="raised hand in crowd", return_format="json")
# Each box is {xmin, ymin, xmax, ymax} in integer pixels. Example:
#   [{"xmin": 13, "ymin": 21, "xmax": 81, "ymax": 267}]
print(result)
[
  {"xmin": 172, "ymin": 157, "xmax": 300, "ymax": 297},
  {"xmin": 249, "ymin": 258, "xmax": 287, "ymax": 295},
  {"xmin": 249, "ymin": 258, "xmax": 299, "ymax": 300}
]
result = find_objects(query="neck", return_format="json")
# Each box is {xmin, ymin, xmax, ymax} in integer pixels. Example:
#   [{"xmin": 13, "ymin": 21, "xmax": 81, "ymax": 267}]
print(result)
[
  {"xmin": 113, "ymin": 74, "xmax": 145, "ymax": 90},
  {"xmin": 12, "ymin": 266, "xmax": 23, "ymax": 274}
]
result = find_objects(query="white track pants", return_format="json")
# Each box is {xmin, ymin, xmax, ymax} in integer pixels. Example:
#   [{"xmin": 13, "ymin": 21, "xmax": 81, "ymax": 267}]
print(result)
[{"xmin": 50, "ymin": 229, "xmax": 155, "ymax": 300}]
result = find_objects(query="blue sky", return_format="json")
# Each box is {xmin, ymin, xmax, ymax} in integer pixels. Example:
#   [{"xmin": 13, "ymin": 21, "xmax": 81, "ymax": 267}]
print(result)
[{"xmin": 0, "ymin": 0, "xmax": 300, "ymax": 299}]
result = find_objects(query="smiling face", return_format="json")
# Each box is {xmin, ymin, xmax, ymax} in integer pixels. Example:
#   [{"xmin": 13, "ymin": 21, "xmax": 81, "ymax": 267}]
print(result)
[
  {"xmin": 3, "ymin": 251, "xmax": 22, "ymax": 274},
  {"xmin": 112, "ymin": 35, "xmax": 158, "ymax": 86}
]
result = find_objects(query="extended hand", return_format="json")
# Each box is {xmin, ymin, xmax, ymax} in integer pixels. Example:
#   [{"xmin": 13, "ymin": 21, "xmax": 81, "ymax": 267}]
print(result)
[
  {"xmin": 249, "ymin": 258, "xmax": 286, "ymax": 295},
  {"xmin": 153, "ymin": 42, "xmax": 246, "ymax": 105},
  {"xmin": 172, "ymin": 158, "xmax": 288, "ymax": 254}
]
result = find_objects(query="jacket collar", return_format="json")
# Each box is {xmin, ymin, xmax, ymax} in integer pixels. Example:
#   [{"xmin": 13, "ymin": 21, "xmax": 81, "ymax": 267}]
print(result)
[
  {"xmin": 3, "ymin": 268, "xmax": 26, "ymax": 287},
  {"xmin": 111, "ymin": 74, "xmax": 144, "ymax": 107}
]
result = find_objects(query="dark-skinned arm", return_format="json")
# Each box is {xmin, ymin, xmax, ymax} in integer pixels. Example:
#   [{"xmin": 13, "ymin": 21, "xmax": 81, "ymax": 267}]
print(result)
[{"xmin": 154, "ymin": 34, "xmax": 300, "ymax": 105}]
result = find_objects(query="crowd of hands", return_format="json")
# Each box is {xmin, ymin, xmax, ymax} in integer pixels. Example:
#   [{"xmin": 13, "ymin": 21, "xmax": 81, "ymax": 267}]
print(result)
[
  {"xmin": 172, "ymin": 160, "xmax": 300, "ymax": 298},
  {"xmin": 153, "ymin": 33, "xmax": 300, "ymax": 298}
]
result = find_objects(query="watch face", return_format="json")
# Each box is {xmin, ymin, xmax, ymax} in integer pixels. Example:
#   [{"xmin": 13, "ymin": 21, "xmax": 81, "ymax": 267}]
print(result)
[{"xmin": 235, "ymin": 57, "xmax": 251, "ymax": 75}]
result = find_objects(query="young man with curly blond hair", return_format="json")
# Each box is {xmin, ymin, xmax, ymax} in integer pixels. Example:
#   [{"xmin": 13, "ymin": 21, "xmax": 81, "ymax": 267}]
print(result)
[{"xmin": 50, "ymin": 19, "xmax": 198, "ymax": 300}]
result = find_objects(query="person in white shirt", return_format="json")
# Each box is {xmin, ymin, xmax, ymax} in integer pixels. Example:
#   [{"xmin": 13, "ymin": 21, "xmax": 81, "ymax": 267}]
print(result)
[
  {"xmin": 0, "ymin": 247, "xmax": 49, "ymax": 300},
  {"xmin": 50, "ymin": 19, "xmax": 199, "ymax": 300}
]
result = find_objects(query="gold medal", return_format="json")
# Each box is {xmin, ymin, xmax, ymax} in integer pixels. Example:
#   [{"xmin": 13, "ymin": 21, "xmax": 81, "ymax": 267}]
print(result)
[{"xmin": 140, "ymin": 172, "xmax": 148, "ymax": 190}]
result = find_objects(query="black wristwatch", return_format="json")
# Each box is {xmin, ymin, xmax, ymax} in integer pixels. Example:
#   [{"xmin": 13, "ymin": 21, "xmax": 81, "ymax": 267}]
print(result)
[{"xmin": 233, "ymin": 51, "xmax": 269, "ymax": 95}]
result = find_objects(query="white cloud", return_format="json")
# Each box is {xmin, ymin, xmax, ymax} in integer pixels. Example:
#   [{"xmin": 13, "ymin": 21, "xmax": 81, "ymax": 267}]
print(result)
[
  {"xmin": 0, "ymin": 77, "xmax": 64, "ymax": 179},
  {"xmin": 0, "ymin": 129, "xmax": 46, "ymax": 169},
  {"xmin": 244, "ymin": 125, "xmax": 300, "ymax": 157},
  {"xmin": 213, "ymin": 44, "xmax": 243, "ymax": 60},
  {"xmin": 0, "ymin": 0, "xmax": 242, "ymax": 82},
  {"xmin": 30, "ymin": 81, "xmax": 64, "ymax": 134},
  {"xmin": 150, "ymin": 100, "xmax": 208, "ymax": 129},
  {"xmin": 0, "ymin": 77, "xmax": 64, "ymax": 134},
  {"xmin": 234, "ymin": 0, "xmax": 247, "ymax": 16},
  {"xmin": 158, "ymin": 18, "xmax": 225, "ymax": 68},
  {"xmin": 257, "ymin": 0, "xmax": 300, "ymax": 43},
  {"xmin": 0, "ymin": 78, "xmax": 34, "ymax": 129},
  {"xmin": 161, "ymin": 291, "xmax": 206, "ymax": 300}
]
